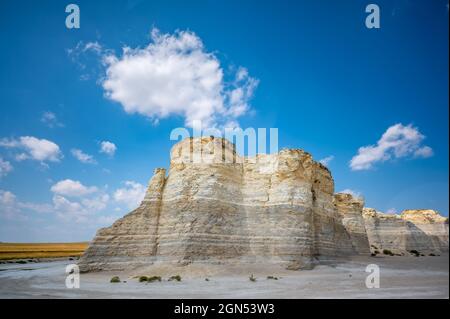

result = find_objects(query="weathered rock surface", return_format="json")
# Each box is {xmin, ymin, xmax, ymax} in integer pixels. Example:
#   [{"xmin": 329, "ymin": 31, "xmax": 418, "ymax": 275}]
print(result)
[
  {"xmin": 79, "ymin": 137, "xmax": 356, "ymax": 271},
  {"xmin": 363, "ymin": 208, "xmax": 449, "ymax": 255},
  {"xmin": 78, "ymin": 137, "xmax": 448, "ymax": 272},
  {"xmin": 333, "ymin": 193, "xmax": 370, "ymax": 255}
]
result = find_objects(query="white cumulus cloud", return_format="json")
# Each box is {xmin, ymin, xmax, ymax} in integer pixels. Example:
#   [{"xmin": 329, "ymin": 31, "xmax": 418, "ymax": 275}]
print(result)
[
  {"xmin": 350, "ymin": 123, "xmax": 433, "ymax": 171},
  {"xmin": 113, "ymin": 181, "xmax": 146, "ymax": 209},
  {"xmin": 100, "ymin": 141, "xmax": 117, "ymax": 156},
  {"xmin": 51, "ymin": 179, "xmax": 98, "ymax": 197},
  {"xmin": 101, "ymin": 28, "xmax": 258, "ymax": 128},
  {"xmin": 0, "ymin": 136, "xmax": 62, "ymax": 163},
  {"xmin": 71, "ymin": 148, "xmax": 97, "ymax": 164}
]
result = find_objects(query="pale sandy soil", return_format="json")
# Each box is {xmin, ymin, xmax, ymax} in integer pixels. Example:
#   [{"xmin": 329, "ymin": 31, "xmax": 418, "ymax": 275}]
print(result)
[{"xmin": 0, "ymin": 254, "xmax": 448, "ymax": 299}]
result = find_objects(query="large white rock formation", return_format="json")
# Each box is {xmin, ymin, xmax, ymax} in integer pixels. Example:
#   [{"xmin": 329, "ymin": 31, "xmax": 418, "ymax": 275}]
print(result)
[{"xmin": 78, "ymin": 137, "xmax": 448, "ymax": 272}]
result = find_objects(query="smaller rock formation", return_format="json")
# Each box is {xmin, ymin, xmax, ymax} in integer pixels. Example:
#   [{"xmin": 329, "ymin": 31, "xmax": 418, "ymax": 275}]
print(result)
[
  {"xmin": 333, "ymin": 193, "xmax": 370, "ymax": 255},
  {"xmin": 362, "ymin": 208, "xmax": 449, "ymax": 255}
]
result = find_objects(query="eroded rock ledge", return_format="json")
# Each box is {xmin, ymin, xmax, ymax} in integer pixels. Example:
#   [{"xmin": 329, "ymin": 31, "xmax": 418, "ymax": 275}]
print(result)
[{"xmin": 78, "ymin": 137, "xmax": 448, "ymax": 272}]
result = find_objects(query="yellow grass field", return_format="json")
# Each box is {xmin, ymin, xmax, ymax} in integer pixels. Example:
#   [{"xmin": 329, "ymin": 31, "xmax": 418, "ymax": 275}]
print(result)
[{"xmin": 0, "ymin": 242, "xmax": 88, "ymax": 260}]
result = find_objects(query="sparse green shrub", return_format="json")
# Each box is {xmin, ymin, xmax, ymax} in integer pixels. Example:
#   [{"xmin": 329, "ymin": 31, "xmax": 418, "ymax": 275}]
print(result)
[
  {"xmin": 429, "ymin": 253, "xmax": 436, "ymax": 256},
  {"xmin": 249, "ymin": 274, "xmax": 256, "ymax": 282},
  {"xmin": 374, "ymin": 250, "xmax": 380, "ymax": 254},
  {"xmin": 168, "ymin": 275, "xmax": 181, "ymax": 282},
  {"xmin": 138, "ymin": 276, "xmax": 148, "ymax": 282},
  {"xmin": 148, "ymin": 276, "xmax": 162, "ymax": 282},
  {"xmin": 16, "ymin": 260, "xmax": 27, "ymax": 264},
  {"xmin": 205, "ymin": 278, "xmax": 209, "ymax": 281},
  {"xmin": 267, "ymin": 276, "xmax": 278, "ymax": 280},
  {"xmin": 110, "ymin": 276, "xmax": 121, "ymax": 283},
  {"xmin": 409, "ymin": 250, "xmax": 420, "ymax": 256},
  {"xmin": 382, "ymin": 249, "xmax": 394, "ymax": 256}
]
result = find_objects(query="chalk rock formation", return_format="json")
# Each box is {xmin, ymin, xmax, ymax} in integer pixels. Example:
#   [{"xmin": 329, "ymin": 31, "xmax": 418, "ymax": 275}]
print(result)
[
  {"xmin": 79, "ymin": 137, "xmax": 362, "ymax": 272},
  {"xmin": 78, "ymin": 168, "xmax": 166, "ymax": 270},
  {"xmin": 362, "ymin": 208, "xmax": 449, "ymax": 254},
  {"xmin": 78, "ymin": 137, "xmax": 448, "ymax": 272},
  {"xmin": 333, "ymin": 193, "xmax": 370, "ymax": 255}
]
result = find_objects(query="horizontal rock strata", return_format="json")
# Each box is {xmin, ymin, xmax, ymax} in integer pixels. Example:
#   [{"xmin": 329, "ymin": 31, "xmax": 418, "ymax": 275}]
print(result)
[
  {"xmin": 362, "ymin": 208, "xmax": 449, "ymax": 255},
  {"xmin": 78, "ymin": 137, "xmax": 449, "ymax": 272},
  {"xmin": 79, "ymin": 137, "xmax": 356, "ymax": 271},
  {"xmin": 333, "ymin": 193, "xmax": 370, "ymax": 255}
]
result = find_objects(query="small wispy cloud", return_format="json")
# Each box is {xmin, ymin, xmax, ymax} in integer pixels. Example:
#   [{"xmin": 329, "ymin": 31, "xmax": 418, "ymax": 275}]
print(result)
[
  {"xmin": 41, "ymin": 111, "xmax": 64, "ymax": 128},
  {"xmin": 99, "ymin": 141, "xmax": 117, "ymax": 157},
  {"xmin": 338, "ymin": 189, "xmax": 362, "ymax": 199},
  {"xmin": 0, "ymin": 157, "xmax": 13, "ymax": 178},
  {"xmin": 319, "ymin": 155, "xmax": 334, "ymax": 167},
  {"xmin": 71, "ymin": 148, "xmax": 97, "ymax": 164},
  {"xmin": 350, "ymin": 123, "xmax": 433, "ymax": 171},
  {"xmin": 386, "ymin": 208, "xmax": 398, "ymax": 214}
]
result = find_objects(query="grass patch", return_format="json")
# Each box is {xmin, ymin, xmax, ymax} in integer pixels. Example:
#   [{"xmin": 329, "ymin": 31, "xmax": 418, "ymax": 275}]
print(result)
[
  {"xmin": 168, "ymin": 275, "xmax": 181, "ymax": 282},
  {"xmin": 138, "ymin": 275, "xmax": 161, "ymax": 282},
  {"xmin": 148, "ymin": 276, "xmax": 162, "ymax": 282},
  {"xmin": 110, "ymin": 276, "xmax": 121, "ymax": 283},
  {"xmin": 382, "ymin": 249, "xmax": 394, "ymax": 256},
  {"xmin": 249, "ymin": 274, "xmax": 256, "ymax": 282}
]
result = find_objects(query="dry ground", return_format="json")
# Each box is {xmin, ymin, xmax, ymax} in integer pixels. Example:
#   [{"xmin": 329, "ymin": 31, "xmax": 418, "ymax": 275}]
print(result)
[{"xmin": 0, "ymin": 254, "xmax": 448, "ymax": 298}]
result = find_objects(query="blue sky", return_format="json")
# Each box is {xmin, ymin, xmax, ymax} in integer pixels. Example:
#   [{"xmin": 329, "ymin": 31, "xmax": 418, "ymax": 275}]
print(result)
[{"xmin": 0, "ymin": 0, "xmax": 448, "ymax": 242}]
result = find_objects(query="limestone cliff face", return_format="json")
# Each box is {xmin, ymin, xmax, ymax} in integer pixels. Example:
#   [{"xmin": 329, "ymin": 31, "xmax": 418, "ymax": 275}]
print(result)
[
  {"xmin": 79, "ymin": 137, "xmax": 360, "ymax": 272},
  {"xmin": 333, "ymin": 193, "xmax": 370, "ymax": 255},
  {"xmin": 78, "ymin": 137, "xmax": 448, "ymax": 272},
  {"xmin": 78, "ymin": 169, "xmax": 166, "ymax": 270},
  {"xmin": 362, "ymin": 208, "xmax": 449, "ymax": 254}
]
